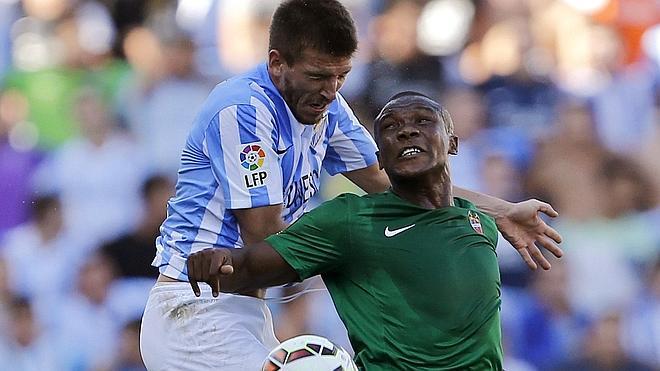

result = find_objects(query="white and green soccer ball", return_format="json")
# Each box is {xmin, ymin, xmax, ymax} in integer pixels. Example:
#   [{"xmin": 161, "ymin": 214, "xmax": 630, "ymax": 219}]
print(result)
[{"xmin": 262, "ymin": 335, "xmax": 358, "ymax": 371}]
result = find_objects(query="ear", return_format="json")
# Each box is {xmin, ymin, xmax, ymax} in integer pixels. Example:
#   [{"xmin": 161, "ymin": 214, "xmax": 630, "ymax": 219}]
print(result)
[
  {"xmin": 448, "ymin": 135, "xmax": 458, "ymax": 155},
  {"xmin": 376, "ymin": 151, "xmax": 384, "ymax": 170},
  {"xmin": 268, "ymin": 49, "xmax": 285, "ymax": 77}
]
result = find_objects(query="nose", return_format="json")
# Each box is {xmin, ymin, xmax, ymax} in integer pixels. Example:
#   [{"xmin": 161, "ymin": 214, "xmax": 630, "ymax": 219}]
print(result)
[
  {"xmin": 396, "ymin": 124, "xmax": 420, "ymax": 140},
  {"xmin": 320, "ymin": 77, "xmax": 339, "ymax": 102}
]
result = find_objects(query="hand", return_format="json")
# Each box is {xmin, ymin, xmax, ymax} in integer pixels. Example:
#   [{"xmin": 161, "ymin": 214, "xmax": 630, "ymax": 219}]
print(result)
[
  {"xmin": 187, "ymin": 248, "xmax": 235, "ymax": 297},
  {"xmin": 495, "ymin": 199, "xmax": 563, "ymax": 270}
]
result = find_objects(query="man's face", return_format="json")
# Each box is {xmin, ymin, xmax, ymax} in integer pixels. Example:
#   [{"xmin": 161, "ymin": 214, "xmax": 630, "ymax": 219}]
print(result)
[
  {"xmin": 375, "ymin": 96, "xmax": 457, "ymax": 179},
  {"xmin": 269, "ymin": 48, "xmax": 352, "ymax": 124}
]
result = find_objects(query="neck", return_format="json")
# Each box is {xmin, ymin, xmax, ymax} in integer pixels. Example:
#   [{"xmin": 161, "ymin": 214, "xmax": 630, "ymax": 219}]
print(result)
[{"xmin": 390, "ymin": 167, "xmax": 453, "ymax": 209}]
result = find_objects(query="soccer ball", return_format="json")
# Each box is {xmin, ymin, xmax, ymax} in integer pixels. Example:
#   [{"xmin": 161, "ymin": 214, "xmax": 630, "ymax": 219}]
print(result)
[{"xmin": 262, "ymin": 335, "xmax": 358, "ymax": 371}]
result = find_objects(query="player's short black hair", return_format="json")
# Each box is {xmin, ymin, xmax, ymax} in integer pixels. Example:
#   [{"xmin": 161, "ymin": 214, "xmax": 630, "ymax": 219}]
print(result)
[
  {"xmin": 269, "ymin": 0, "xmax": 358, "ymax": 64},
  {"xmin": 374, "ymin": 91, "xmax": 455, "ymax": 140}
]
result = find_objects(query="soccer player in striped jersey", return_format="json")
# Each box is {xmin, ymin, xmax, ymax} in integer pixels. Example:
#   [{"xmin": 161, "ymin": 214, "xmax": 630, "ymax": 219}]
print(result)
[
  {"xmin": 186, "ymin": 92, "xmax": 530, "ymax": 370},
  {"xmin": 140, "ymin": 1, "xmax": 562, "ymax": 370}
]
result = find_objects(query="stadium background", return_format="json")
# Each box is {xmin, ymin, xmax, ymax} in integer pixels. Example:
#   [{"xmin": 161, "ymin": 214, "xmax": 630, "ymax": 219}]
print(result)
[{"xmin": 0, "ymin": 0, "xmax": 658, "ymax": 369}]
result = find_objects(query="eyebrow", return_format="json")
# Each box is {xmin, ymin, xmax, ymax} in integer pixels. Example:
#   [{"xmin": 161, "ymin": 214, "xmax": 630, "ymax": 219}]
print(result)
[
  {"xmin": 304, "ymin": 67, "xmax": 352, "ymax": 77},
  {"xmin": 378, "ymin": 105, "xmax": 439, "ymax": 119}
]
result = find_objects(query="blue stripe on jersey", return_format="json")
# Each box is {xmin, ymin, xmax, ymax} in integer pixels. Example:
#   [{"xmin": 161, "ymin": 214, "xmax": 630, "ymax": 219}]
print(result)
[
  {"xmin": 249, "ymin": 185, "xmax": 271, "ymax": 207},
  {"xmin": 324, "ymin": 145, "xmax": 348, "ymax": 174},
  {"xmin": 216, "ymin": 209, "xmax": 240, "ymax": 248},
  {"xmin": 206, "ymin": 114, "xmax": 233, "ymax": 208},
  {"xmin": 237, "ymin": 105, "xmax": 260, "ymax": 144}
]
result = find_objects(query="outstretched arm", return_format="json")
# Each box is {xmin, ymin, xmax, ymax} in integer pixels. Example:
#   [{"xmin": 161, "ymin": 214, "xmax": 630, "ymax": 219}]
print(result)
[
  {"xmin": 453, "ymin": 186, "xmax": 563, "ymax": 270},
  {"xmin": 187, "ymin": 242, "xmax": 299, "ymax": 297}
]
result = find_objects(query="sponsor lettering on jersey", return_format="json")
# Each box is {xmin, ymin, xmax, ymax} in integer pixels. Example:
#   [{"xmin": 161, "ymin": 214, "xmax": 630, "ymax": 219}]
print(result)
[{"xmin": 284, "ymin": 170, "xmax": 320, "ymax": 211}]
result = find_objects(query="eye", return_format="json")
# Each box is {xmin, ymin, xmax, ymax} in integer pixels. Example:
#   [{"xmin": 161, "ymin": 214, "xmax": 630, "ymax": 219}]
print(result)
[
  {"xmin": 418, "ymin": 118, "xmax": 433, "ymax": 125},
  {"xmin": 381, "ymin": 121, "xmax": 397, "ymax": 131}
]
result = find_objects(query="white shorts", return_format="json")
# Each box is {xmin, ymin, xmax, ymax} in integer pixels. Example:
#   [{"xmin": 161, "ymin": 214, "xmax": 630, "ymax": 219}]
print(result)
[{"xmin": 140, "ymin": 282, "xmax": 279, "ymax": 371}]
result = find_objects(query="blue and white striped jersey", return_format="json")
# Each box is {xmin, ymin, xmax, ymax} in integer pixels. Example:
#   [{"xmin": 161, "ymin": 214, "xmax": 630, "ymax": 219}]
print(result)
[{"xmin": 153, "ymin": 63, "xmax": 378, "ymax": 280}]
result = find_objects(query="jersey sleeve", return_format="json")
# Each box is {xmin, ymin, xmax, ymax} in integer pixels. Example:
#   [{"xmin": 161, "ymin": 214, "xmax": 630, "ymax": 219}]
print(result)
[
  {"xmin": 481, "ymin": 213, "xmax": 499, "ymax": 248},
  {"xmin": 204, "ymin": 103, "xmax": 284, "ymax": 209},
  {"xmin": 265, "ymin": 194, "xmax": 354, "ymax": 280},
  {"xmin": 322, "ymin": 94, "xmax": 378, "ymax": 175}
]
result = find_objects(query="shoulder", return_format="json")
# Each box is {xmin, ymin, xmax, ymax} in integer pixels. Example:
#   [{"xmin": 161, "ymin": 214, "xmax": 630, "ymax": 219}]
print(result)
[
  {"xmin": 327, "ymin": 92, "xmax": 353, "ymax": 118},
  {"xmin": 199, "ymin": 66, "xmax": 277, "ymax": 123},
  {"xmin": 453, "ymin": 197, "xmax": 499, "ymax": 245},
  {"xmin": 314, "ymin": 192, "xmax": 361, "ymax": 213}
]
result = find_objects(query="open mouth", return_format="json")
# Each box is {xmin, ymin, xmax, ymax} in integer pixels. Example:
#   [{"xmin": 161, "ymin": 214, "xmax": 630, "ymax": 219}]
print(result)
[
  {"xmin": 309, "ymin": 102, "xmax": 329, "ymax": 113},
  {"xmin": 398, "ymin": 146, "xmax": 424, "ymax": 158}
]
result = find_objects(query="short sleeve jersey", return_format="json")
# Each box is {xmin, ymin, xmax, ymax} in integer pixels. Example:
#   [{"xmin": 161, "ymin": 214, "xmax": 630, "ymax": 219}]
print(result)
[
  {"xmin": 152, "ymin": 63, "xmax": 377, "ymax": 280},
  {"xmin": 266, "ymin": 192, "xmax": 503, "ymax": 371}
]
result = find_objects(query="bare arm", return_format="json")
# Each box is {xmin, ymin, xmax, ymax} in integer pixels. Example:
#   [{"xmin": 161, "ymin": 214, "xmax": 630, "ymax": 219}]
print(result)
[
  {"xmin": 232, "ymin": 204, "xmax": 287, "ymax": 244},
  {"xmin": 187, "ymin": 242, "xmax": 299, "ymax": 296},
  {"xmin": 342, "ymin": 164, "xmax": 390, "ymax": 193}
]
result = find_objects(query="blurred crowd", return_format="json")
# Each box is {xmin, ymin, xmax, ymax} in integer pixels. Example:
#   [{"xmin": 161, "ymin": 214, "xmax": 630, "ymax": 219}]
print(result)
[{"xmin": 0, "ymin": 0, "xmax": 658, "ymax": 370}]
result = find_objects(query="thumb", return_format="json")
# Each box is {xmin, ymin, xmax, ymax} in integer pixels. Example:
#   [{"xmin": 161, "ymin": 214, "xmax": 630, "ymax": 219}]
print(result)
[
  {"xmin": 537, "ymin": 201, "xmax": 559, "ymax": 218},
  {"xmin": 220, "ymin": 264, "xmax": 234, "ymax": 275}
]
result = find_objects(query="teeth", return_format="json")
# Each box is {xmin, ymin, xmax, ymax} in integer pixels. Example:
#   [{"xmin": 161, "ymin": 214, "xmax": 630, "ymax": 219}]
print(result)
[{"xmin": 401, "ymin": 148, "xmax": 421, "ymax": 157}]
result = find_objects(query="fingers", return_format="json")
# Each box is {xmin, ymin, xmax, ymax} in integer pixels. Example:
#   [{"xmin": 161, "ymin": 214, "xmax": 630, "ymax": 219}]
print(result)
[
  {"xmin": 536, "ymin": 201, "xmax": 559, "ymax": 218},
  {"xmin": 538, "ymin": 234, "xmax": 564, "ymax": 258},
  {"xmin": 544, "ymin": 225, "xmax": 563, "ymax": 244},
  {"xmin": 516, "ymin": 246, "xmax": 538, "ymax": 270},
  {"xmin": 527, "ymin": 242, "xmax": 551, "ymax": 270},
  {"xmin": 187, "ymin": 257, "xmax": 201, "ymax": 297},
  {"xmin": 209, "ymin": 253, "xmax": 223, "ymax": 297},
  {"xmin": 201, "ymin": 252, "xmax": 211, "ymax": 283}
]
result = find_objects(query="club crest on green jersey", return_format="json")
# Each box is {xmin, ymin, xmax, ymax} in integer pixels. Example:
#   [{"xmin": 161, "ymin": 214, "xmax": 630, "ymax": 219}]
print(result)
[{"xmin": 468, "ymin": 210, "xmax": 483, "ymax": 234}]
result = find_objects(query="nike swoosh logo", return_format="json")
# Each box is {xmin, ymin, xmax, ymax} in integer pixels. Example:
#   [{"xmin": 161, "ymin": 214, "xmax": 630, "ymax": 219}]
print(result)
[{"xmin": 384, "ymin": 224, "xmax": 416, "ymax": 238}]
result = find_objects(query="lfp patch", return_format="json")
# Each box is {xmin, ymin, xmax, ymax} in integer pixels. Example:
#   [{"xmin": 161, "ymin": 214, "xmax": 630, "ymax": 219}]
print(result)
[
  {"xmin": 468, "ymin": 210, "xmax": 483, "ymax": 234},
  {"xmin": 240, "ymin": 144, "xmax": 266, "ymax": 171}
]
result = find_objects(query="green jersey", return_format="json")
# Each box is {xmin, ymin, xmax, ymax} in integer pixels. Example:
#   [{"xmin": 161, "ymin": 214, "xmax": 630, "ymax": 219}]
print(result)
[{"xmin": 266, "ymin": 191, "xmax": 503, "ymax": 370}]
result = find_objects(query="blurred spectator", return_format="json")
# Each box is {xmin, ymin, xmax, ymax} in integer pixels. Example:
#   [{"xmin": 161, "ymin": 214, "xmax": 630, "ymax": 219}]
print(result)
[
  {"xmin": 526, "ymin": 100, "xmax": 606, "ymax": 220},
  {"xmin": 589, "ymin": 25, "xmax": 658, "ymax": 155},
  {"xmin": 510, "ymin": 259, "xmax": 590, "ymax": 370},
  {"xmin": 3, "ymin": 1, "xmax": 129, "ymax": 150},
  {"xmin": 354, "ymin": 0, "xmax": 444, "ymax": 123},
  {"xmin": 554, "ymin": 312, "xmax": 653, "ymax": 371},
  {"xmin": 111, "ymin": 319, "xmax": 147, "ymax": 371},
  {"xmin": 0, "ymin": 296, "xmax": 60, "ymax": 371},
  {"xmin": 33, "ymin": 88, "xmax": 147, "ymax": 242},
  {"xmin": 557, "ymin": 154, "xmax": 658, "ymax": 318},
  {"xmin": 0, "ymin": 88, "xmax": 42, "ymax": 238},
  {"xmin": 477, "ymin": 17, "xmax": 560, "ymax": 138},
  {"xmin": 101, "ymin": 174, "xmax": 173, "ymax": 279},
  {"xmin": 441, "ymin": 86, "xmax": 487, "ymax": 192},
  {"xmin": 54, "ymin": 253, "xmax": 121, "ymax": 371},
  {"xmin": 622, "ymin": 256, "xmax": 660, "ymax": 367},
  {"xmin": 118, "ymin": 11, "xmax": 211, "ymax": 176},
  {"xmin": 0, "ymin": 194, "xmax": 89, "ymax": 331}
]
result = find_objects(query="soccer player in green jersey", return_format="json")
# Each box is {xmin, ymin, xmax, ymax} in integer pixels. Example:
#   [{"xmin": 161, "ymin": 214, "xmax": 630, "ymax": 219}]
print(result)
[{"xmin": 187, "ymin": 92, "xmax": 553, "ymax": 370}]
